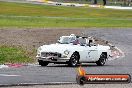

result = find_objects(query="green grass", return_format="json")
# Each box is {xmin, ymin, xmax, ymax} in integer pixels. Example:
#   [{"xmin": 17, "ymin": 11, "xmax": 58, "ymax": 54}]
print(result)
[
  {"xmin": 0, "ymin": 16, "xmax": 132, "ymax": 27},
  {"xmin": 0, "ymin": 45, "xmax": 34, "ymax": 64},
  {"xmin": 0, "ymin": 1, "xmax": 132, "ymax": 28},
  {"xmin": 0, "ymin": 2, "xmax": 132, "ymax": 28}
]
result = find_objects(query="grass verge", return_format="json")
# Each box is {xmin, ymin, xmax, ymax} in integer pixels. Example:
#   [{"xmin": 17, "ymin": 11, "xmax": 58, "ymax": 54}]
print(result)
[
  {"xmin": 0, "ymin": 1, "xmax": 132, "ymax": 28},
  {"xmin": 0, "ymin": 15, "xmax": 132, "ymax": 28},
  {"xmin": 0, "ymin": 45, "xmax": 35, "ymax": 64}
]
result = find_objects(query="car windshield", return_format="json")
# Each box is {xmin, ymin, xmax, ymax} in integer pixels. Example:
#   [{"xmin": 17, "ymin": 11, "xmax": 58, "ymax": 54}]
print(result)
[
  {"xmin": 58, "ymin": 36, "xmax": 76, "ymax": 44},
  {"xmin": 58, "ymin": 37, "xmax": 70, "ymax": 44}
]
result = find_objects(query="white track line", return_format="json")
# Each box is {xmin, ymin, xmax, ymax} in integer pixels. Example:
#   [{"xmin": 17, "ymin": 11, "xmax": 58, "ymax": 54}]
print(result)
[
  {"xmin": 0, "ymin": 74, "xmax": 20, "ymax": 77},
  {"xmin": 105, "ymin": 6, "xmax": 132, "ymax": 10}
]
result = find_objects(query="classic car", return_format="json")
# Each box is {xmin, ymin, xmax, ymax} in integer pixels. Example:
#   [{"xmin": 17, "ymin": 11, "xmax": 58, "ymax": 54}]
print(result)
[{"xmin": 36, "ymin": 34, "xmax": 111, "ymax": 67}]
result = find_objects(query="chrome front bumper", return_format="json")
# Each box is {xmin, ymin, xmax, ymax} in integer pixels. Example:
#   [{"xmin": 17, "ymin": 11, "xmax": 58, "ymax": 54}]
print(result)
[{"xmin": 36, "ymin": 56, "xmax": 70, "ymax": 63}]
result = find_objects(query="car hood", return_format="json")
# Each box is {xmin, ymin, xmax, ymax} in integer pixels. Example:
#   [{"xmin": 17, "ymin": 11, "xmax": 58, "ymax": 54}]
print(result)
[{"xmin": 39, "ymin": 43, "xmax": 78, "ymax": 53}]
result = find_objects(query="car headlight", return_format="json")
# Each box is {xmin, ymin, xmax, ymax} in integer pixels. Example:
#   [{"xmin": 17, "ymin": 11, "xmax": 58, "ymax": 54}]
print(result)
[{"xmin": 64, "ymin": 50, "xmax": 70, "ymax": 55}]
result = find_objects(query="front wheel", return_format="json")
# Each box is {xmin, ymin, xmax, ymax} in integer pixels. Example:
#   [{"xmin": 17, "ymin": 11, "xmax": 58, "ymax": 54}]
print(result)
[
  {"xmin": 38, "ymin": 60, "xmax": 49, "ymax": 66},
  {"xmin": 68, "ymin": 52, "xmax": 79, "ymax": 67},
  {"xmin": 96, "ymin": 53, "xmax": 107, "ymax": 66}
]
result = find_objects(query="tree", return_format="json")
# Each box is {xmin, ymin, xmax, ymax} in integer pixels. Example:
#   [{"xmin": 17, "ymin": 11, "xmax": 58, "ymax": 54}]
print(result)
[
  {"xmin": 103, "ymin": 0, "xmax": 106, "ymax": 5},
  {"xmin": 93, "ymin": 0, "xmax": 97, "ymax": 4}
]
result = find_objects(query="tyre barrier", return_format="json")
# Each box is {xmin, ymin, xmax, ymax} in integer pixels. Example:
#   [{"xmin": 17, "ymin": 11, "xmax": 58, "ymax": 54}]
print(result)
[{"xmin": 56, "ymin": 3, "xmax": 62, "ymax": 6}]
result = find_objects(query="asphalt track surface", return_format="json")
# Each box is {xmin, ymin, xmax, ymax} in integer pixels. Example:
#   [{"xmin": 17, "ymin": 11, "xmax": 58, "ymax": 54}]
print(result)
[{"xmin": 0, "ymin": 28, "xmax": 132, "ymax": 87}]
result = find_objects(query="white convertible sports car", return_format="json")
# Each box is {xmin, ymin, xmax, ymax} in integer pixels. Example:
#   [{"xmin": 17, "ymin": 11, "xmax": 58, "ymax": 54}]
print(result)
[{"xmin": 36, "ymin": 34, "xmax": 111, "ymax": 67}]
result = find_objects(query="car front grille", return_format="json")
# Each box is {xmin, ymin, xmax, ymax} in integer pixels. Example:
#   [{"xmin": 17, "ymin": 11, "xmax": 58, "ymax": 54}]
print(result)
[{"xmin": 41, "ymin": 52, "xmax": 61, "ymax": 57}]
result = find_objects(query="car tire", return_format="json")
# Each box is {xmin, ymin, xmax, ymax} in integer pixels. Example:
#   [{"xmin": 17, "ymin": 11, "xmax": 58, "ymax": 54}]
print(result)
[
  {"xmin": 68, "ymin": 52, "xmax": 79, "ymax": 67},
  {"xmin": 38, "ymin": 60, "xmax": 49, "ymax": 66},
  {"xmin": 96, "ymin": 53, "xmax": 107, "ymax": 66}
]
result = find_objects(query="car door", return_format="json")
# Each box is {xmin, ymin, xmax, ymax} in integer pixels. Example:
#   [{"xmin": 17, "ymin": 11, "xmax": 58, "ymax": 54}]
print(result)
[
  {"xmin": 79, "ymin": 45, "xmax": 98, "ymax": 62},
  {"xmin": 79, "ymin": 45, "xmax": 90, "ymax": 62},
  {"xmin": 86, "ymin": 45, "xmax": 99, "ymax": 61}
]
